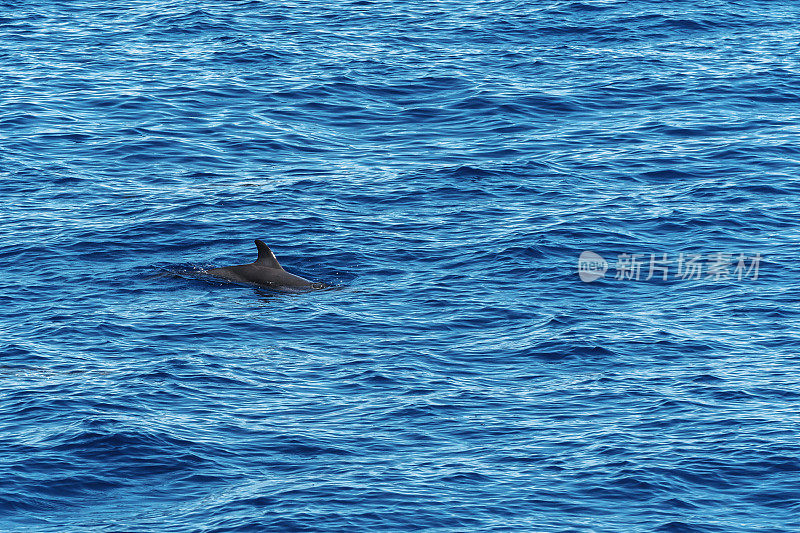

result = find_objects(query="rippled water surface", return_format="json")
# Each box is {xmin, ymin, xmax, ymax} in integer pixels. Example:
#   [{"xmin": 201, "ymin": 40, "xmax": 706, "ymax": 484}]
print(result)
[{"xmin": 2, "ymin": 1, "xmax": 800, "ymax": 531}]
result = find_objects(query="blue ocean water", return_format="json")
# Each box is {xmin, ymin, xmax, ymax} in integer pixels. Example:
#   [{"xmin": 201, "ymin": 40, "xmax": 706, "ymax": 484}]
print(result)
[{"xmin": 2, "ymin": 0, "xmax": 799, "ymax": 531}]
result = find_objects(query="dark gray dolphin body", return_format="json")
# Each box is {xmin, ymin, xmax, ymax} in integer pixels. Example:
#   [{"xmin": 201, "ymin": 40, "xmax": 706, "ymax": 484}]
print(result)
[{"xmin": 208, "ymin": 240, "xmax": 324, "ymax": 290}]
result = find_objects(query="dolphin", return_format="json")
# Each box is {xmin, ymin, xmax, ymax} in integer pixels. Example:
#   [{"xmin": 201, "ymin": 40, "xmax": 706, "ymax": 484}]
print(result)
[{"xmin": 207, "ymin": 240, "xmax": 325, "ymax": 291}]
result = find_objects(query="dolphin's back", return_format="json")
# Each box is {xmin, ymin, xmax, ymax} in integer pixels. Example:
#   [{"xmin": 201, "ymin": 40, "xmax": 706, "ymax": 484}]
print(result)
[
  {"xmin": 210, "ymin": 263, "xmax": 311, "ymax": 288},
  {"xmin": 207, "ymin": 240, "xmax": 316, "ymax": 289}
]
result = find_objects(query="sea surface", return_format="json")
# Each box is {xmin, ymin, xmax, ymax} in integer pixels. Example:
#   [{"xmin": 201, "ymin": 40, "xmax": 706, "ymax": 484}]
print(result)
[{"xmin": 2, "ymin": 1, "xmax": 799, "ymax": 531}]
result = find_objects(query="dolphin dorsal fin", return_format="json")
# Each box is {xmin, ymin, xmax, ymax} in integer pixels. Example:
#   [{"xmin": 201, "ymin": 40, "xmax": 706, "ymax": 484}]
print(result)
[{"xmin": 254, "ymin": 240, "xmax": 282, "ymax": 269}]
